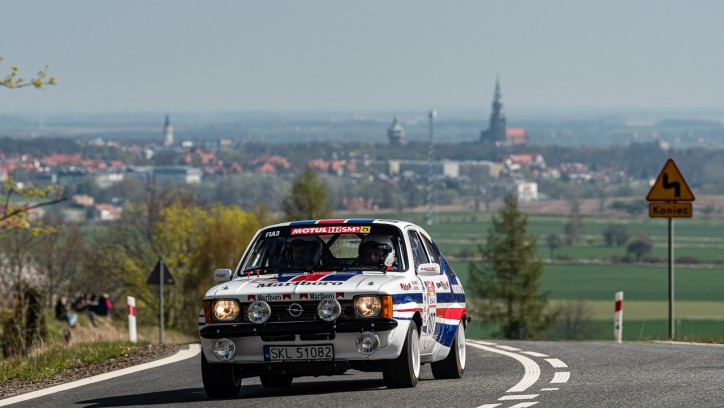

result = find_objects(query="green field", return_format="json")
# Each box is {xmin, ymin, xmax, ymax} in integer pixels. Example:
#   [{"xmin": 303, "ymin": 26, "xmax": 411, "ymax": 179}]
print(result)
[{"xmin": 356, "ymin": 210, "xmax": 724, "ymax": 340}]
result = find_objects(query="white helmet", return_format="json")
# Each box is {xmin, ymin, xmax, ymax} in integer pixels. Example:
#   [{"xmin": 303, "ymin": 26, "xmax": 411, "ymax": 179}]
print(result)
[
  {"xmin": 286, "ymin": 236, "xmax": 323, "ymax": 269},
  {"xmin": 359, "ymin": 235, "xmax": 396, "ymax": 268}
]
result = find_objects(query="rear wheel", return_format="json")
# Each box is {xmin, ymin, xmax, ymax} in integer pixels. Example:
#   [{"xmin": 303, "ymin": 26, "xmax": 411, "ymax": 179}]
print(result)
[
  {"xmin": 201, "ymin": 353, "xmax": 241, "ymax": 399},
  {"xmin": 431, "ymin": 321, "xmax": 466, "ymax": 379},
  {"xmin": 382, "ymin": 322, "xmax": 420, "ymax": 388},
  {"xmin": 260, "ymin": 373, "xmax": 293, "ymax": 387}
]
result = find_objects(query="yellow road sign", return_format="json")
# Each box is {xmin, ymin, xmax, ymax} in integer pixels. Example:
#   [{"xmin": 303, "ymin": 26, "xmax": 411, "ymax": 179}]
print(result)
[
  {"xmin": 646, "ymin": 159, "xmax": 695, "ymax": 202},
  {"xmin": 649, "ymin": 202, "xmax": 693, "ymax": 218}
]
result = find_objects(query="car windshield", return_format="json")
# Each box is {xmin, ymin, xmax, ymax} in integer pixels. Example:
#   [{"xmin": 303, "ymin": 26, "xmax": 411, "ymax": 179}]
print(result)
[{"xmin": 238, "ymin": 225, "xmax": 406, "ymax": 275}]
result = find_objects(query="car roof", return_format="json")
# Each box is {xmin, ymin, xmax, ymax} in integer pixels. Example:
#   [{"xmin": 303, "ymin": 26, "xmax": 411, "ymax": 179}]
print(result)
[{"xmin": 262, "ymin": 218, "xmax": 418, "ymax": 230}]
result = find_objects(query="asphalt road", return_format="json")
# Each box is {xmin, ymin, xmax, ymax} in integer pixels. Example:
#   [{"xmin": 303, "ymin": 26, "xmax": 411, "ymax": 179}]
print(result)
[{"xmin": 3, "ymin": 340, "xmax": 723, "ymax": 408}]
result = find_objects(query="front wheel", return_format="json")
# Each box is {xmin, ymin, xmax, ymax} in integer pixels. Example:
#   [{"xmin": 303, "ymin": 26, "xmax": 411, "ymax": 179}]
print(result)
[
  {"xmin": 431, "ymin": 321, "xmax": 466, "ymax": 379},
  {"xmin": 201, "ymin": 353, "xmax": 241, "ymax": 399},
  {"xmin": 382, "ymin": 322, "xmax": 421, "ymax": 388}
]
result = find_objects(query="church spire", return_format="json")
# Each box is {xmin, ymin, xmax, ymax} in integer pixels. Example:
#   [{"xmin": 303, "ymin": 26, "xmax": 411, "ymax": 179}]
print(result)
[{"xmin": 480, "ymin": 78, "xmax": 506, "ymax": 143}]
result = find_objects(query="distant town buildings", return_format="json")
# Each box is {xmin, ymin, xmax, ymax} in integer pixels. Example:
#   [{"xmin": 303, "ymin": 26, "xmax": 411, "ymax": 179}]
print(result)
[
  {"xmin": 480, "ymin": 79, "xmax": 528, "ymax": 146},
  {"xmin": 388, "ymin": 117, "xmax": 405, "ymax": 145}
]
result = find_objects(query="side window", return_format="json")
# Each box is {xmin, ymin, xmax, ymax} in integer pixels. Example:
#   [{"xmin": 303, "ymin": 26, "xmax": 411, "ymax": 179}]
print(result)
[
  {"xmin": 407, "ymin": 230, "xmax": 429, "ymax": 268},
  {"xmin": 420, "ymin": 234, "xmax": 441, "ymax": 265}
]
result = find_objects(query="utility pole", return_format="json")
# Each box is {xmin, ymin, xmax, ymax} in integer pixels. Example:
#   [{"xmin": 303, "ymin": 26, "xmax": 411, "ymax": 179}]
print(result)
[{"xmin": 425, "ymin": 110, "xmax": 437, "ymax": 225}]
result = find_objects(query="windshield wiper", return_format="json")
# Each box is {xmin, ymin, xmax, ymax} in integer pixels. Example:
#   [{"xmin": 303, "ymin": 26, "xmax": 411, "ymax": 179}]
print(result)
[
  {"xmin": 331, "ymin": 265, "xmax": 387, "ymax": 273},
  {"xmin": 241, "ymin": 266, "xmax": 292, "ymax": 275}
]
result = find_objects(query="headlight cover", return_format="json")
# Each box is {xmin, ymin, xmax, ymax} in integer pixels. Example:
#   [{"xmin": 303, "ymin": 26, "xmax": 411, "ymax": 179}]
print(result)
[
  {"xmin": 213, "ymin": 299, "xmax": 240, "ymax": 322},
  {"xmin": 317, "ymin": 298, "xmax": 342, "ymax": 321},
  {"xmin": 247, "ymin": 300, "xmax": 272, "ymax": 324},
  {"xmin": 354, "ymin": 296, "xmax": 382, "ymax": 318}
]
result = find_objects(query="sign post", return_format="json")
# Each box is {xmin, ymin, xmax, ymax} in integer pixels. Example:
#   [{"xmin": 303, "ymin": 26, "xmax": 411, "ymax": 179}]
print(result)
[
  {"xmin": 646, "ymin": 158, "xmax": 695, "ymax": 339},
  {"xmin": 147, "ymin": 259, "xmax": 175, "ymax": 344}
]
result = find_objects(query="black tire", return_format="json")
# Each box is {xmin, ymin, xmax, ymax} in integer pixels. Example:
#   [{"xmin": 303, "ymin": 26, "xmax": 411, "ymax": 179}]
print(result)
[
  {"xmin": 201, "ymin": 353, "xmax": 241, "ymax": 399},
  {"xmin": 431, "ymin": 321, "xmax": 466, "ymax": 379},
  {"xmin": 260, "ymin": 373, "xmax": 293, "ymax": 387},
  {"xmin": 382, "ymin": 322, "xmax": 421, "ymax": 388}
]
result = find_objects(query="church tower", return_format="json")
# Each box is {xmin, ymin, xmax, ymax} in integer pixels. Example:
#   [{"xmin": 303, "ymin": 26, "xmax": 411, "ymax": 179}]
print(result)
[
  {"xmin": 480, "ymin": 79, "xmax": 506, "ymax": 143},
  {"xmin": 163, "ymin": 114, "xmax": 174, "ymax": 146}
]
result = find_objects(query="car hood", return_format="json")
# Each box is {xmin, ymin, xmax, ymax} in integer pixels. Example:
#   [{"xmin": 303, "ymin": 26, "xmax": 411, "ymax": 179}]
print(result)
[{"xmin": 209, "ymin": 270, "xmax": 402, "ymax": 301}]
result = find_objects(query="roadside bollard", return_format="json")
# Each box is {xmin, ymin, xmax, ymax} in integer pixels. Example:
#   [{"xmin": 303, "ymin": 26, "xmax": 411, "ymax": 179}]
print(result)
[
  {"xmin": 128, "ymin": 296, "xmax": 137, "ymax": 344},
  {"xmin": 614, "ymin": 291, "xmax": 623, "ymax": 343}
]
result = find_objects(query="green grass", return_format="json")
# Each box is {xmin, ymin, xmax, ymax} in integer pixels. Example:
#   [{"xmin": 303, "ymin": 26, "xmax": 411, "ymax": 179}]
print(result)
[
  {"xmin": 374, "ymin": 209, "xmax": 724, "ymax": 341},
  {"xmin": 555, "ymin": 300, "xmax": 724, "ymax": 320},
  {"xmin": 0, "ymin": 340, "xmax": 137, "ymax": 382},
  {"xmin": 452, "ymin": 261, "xmax": 724, "ymax": 302}
]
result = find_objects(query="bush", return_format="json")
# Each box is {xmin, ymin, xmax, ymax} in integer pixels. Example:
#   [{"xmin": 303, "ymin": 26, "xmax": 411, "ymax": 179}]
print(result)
[{"xmin": 548, "ymin": 300, "xmax": 602, "ymax": 340}]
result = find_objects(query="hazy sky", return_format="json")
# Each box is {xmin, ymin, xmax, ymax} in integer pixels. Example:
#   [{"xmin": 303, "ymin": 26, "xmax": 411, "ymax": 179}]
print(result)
[{"xmin": 2, "ymin": 0, "xmax": 724, "ymax": 115}]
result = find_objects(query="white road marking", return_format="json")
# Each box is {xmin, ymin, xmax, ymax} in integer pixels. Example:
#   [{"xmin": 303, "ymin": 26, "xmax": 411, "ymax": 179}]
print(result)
[
  {"xmin": 540, "ymin": 388, "xmax": 559, "ymax": 391},
  {"xmin": 545, "ymin": 358, "xmax": 568, "ymax": 368},
  {"xmin": 509, "ymin": 403, "xmax": 539, "ymax": 407},
  {"xmin": 468, "ymin": 340, "xmax": 541, "ymax": 393},
  {"xmin": 497, "ymin": 345, "xmax": 522, "ymax": 351},
  {"xmin": 551, "ymin": 371, "xmax": 571, "ymax": 383},
  {"xmin": 0, "ymin": 344, "xmax": 201, "ymax": 407},
  {"xmin": 473, "ymin": 340, "xmax": 499, "ymax": 346},
  {"xmin": 498, "ymin": 394, "xmax": 539, "ymax": 400},
  {"xmin": 521, "ymin": 351, "xmax": 548, "ymax": 358},
  {"xmin": 476, "ymin": 404, "xmax": 502, "ymax": 408}
]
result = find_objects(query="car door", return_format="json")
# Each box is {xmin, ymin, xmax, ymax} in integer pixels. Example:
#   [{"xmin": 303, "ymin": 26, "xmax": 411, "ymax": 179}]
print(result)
[{"xmin": 407, "ymin": 228, "xmax": 447, "ymax": 353}]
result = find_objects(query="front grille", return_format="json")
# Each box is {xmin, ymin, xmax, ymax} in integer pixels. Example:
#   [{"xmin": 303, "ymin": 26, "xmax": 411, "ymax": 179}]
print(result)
[{"xmin": 241, "ymin": 300, "xmax": 355, "ymax": 323}]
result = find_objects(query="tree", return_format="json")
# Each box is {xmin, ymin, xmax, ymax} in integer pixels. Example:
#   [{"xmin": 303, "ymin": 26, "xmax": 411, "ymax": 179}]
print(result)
[
  {"xmin": 545, "ymin": 233, "xmax": 562, "ymax": 260},
  {"xmin": 1, "ymin": 178, "xmax": 66, "ymax": 231},
  {"xmin": 281, "ymin": 168, "xmax": 333, "ymax": 220},
  {"xmin": 468, "ymin": 192, "xmax": 555, "ymax": 339},
  {"xmin": 627, "ymin": 234, "xmax": 653, "ymax": 261},
  {"xmin": 602, "ymin": 223, "xmax": 630, "ymax": 247},
  {"xmin": 563, "ymin": 214, "xmax": 585, "ymax": 245},
  {"xmin": 1, "ymin": 56, "xmax": 56, "ymax": 89}
]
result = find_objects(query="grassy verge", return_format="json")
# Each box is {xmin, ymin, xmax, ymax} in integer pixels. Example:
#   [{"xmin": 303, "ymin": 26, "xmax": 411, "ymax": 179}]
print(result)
[
  {"xmin": 0, "ymin": 313, "xmax": 196, "ymax": 383},
  {"xmin": 0, "ymin": 340, "xmax": 135, "ymax": 382}
]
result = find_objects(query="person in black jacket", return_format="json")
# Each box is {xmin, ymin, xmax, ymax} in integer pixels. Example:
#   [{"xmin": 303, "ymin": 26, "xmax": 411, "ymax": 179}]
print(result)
[{"xmin": 54, "ymin": 296, "xmax": 77, "ymax": 328}]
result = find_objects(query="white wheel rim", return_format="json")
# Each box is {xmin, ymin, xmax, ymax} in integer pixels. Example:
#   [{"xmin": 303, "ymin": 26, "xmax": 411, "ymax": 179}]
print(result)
[
  {"xmin": 411, "ymin": 328, "xmax": 421, "ymax": 378},
  {"xmin": 457, "ymin": 323, "xmax": 466, "ymax": 369}
]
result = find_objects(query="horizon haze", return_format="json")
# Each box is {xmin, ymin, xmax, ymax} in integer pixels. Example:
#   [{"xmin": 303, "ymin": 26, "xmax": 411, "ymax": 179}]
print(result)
[{"xmin": 2, "ymin": 1, "xmax": 724, "ymax": 117}]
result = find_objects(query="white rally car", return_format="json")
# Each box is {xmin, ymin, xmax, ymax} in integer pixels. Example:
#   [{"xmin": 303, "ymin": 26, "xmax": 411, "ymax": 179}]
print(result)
[{"xmin": 199, "ymin": 219, "xmax": 468, "ymax": 398}]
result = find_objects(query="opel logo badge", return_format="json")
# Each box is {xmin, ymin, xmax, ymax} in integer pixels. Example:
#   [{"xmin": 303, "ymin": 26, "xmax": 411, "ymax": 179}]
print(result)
[{"xmin": 287, "ymin": 303, "xmax": 303, "ymax": 317}]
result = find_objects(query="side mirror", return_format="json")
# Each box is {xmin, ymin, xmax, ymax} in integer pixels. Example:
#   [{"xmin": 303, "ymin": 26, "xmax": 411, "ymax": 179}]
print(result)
[
  {"xmin": 214, "ymin": 269, "xmax": 232, "ymax": 282},
  {"xmin": 417, "ymin": 263, "xmax": 440, "ymax": 276}
]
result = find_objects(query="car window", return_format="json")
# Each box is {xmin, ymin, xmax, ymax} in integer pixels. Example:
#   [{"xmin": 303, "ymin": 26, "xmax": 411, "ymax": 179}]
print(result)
[
  {"xmin": 407, "ymin": 230, "xmax": 429, "ymax": 268},
  {"xmin": 420, "ymin": 234, "xmax": 441, "ymax": 265}
]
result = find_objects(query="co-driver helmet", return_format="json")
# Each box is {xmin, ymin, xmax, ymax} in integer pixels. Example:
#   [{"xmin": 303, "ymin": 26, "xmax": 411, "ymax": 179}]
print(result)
[{"xmin": 358, "ymin": 235, "xmax": 396, "ymax": 268}]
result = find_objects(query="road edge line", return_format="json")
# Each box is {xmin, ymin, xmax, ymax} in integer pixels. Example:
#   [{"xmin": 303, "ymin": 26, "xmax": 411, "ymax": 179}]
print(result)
[
  {"xmin": 467, "ymin": 340, "xmax": 541, "ymax": 392},
  {"xmin": 0, "ymin": 343, "xmax": 201, "ymax": 407}
]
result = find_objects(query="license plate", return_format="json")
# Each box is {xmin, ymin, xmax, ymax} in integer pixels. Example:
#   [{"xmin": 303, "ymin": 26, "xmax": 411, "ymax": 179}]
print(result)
[{"xmin": 263, "ymin": 345, "xmax": 334, "ymax": 362}]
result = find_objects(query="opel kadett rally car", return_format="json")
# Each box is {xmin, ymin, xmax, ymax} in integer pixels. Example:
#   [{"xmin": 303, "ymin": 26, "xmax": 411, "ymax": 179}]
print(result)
[{"xmin": 199, "ymin": 219, "xmax": 467, "ymax": 398}]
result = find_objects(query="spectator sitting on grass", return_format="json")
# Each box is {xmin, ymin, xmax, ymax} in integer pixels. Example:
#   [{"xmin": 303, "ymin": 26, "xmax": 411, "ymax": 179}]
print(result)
[{"xmin": 54, "ymin": 295, "xmax": 78, "ymax": 328}]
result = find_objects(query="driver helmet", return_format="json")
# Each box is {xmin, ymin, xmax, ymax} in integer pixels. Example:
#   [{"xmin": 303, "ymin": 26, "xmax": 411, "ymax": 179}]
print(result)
[
  {"xmin": 286, "ymin": 236, "xmax": 323, "ymax": 269},
  {"xmin": 358, "ymin": 235, "xmax": 396, "ymax": 268}
]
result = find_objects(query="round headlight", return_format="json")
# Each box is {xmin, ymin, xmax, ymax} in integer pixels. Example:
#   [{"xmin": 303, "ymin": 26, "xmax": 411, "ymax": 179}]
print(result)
[
  {"xmin": 356, "ymin": 331, "xmax": 380, "ymax": 355},
  {"xmin": 317, "ymin": 298, "xmax": 341, "ymax": 322},
  {"xmin": 247, "ymin": 301, "xmax": 271, "ymax": 324},
  {"xmin": 213, "ymin": 338, "xmax": 236, "ymax": 360},
  {"xmin": 354, "ymin": 296, "xmax": 381, "ymax": 318},
  {"xmin": 213, "ymin": 299, "xmax": 240, "ymax": 321}
]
